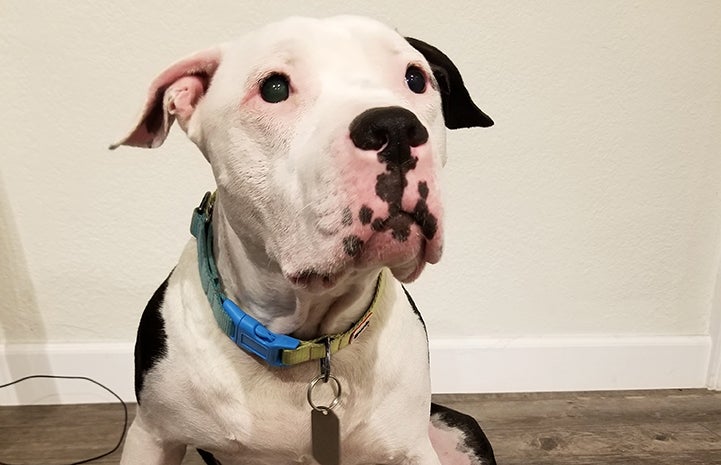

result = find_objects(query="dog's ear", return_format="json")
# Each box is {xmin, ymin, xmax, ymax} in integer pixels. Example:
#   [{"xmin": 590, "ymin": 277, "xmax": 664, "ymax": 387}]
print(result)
[
  {"xmin": 109, "ymin": 47, "xmax": 222, "ymax": 149},
  {"xmin": 405, "ymin": 37, "xmax": 493, "ymax": 129}
]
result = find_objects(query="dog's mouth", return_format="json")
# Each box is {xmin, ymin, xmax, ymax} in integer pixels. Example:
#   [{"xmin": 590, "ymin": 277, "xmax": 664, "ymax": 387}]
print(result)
[
  {"xmin": 285, "ymin": 219, "xmax": 440, "ymax": 291},
  {"xmin": 287, "ymin": 269, "xmax": 343, "ymax": 290},
  {"xmin": 358, "ymin": 224, "xmax": 436, "ymax": 281}
]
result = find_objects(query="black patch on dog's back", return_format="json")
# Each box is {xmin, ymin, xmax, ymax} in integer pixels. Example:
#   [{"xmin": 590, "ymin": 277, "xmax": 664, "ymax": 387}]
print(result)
[
  {"xmin": 197, "ymin": 449, "xmax": 222, "ymax": 464},
  {"xmin": 430, "ymin": 402, "xmax": 497, "ymax": 465},
  {"xmin": 402, "ymin": 285, "xmax": 427, "ymax": 334},
  {"xmin": 134, "ymin": 275, "xmax": 170, "ymax": 403}
]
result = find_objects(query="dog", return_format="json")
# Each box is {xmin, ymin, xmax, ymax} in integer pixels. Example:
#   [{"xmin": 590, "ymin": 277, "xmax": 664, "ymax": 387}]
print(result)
[{"xmin": 111, "ymin": 15, "xmax": 495, "ymax": 465}]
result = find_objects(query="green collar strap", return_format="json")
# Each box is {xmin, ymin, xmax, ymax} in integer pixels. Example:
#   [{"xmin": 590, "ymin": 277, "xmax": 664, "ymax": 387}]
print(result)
[{"xmin": 190, "ymin": 192, "xmax": 385, "ymax": 367}]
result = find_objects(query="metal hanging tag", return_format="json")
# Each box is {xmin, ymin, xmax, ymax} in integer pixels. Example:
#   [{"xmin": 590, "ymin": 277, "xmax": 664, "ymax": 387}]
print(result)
[
  {"xmin": 307, "ymin": 338, "xmax": 341, "ymax": 465},
  {"xmin": 311, "ymin": 407, "xmax": 340, "ymax": 465}
]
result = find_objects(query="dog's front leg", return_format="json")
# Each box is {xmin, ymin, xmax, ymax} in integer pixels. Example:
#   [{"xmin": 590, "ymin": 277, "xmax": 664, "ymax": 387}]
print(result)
[
  {"xmin": 400, "ymin": 441, "xmax": 443, "ymax": 465},
  {"xmin": 120, "ymin": 414, "xmax": 187, "ymax": 465}
]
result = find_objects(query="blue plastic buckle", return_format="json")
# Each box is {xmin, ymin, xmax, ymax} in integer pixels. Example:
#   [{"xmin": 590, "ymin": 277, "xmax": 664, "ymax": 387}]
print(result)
[{"xmin": 222, "ymin": 299, "xmax": 301, "ymax": 367}]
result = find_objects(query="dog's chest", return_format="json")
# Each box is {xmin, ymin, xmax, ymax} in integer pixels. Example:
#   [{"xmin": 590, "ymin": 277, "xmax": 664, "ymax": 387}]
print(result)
[
  {"xmin": 208, "ymin": 399, "xmax": 412, "ymax": 465},
  {"xmin": 147, "ymin": 263, "xmax": 432, "ymax": 464},
  {"xmin": 170, "ymin": 359, "xmax": 425, "ymax": 465}
]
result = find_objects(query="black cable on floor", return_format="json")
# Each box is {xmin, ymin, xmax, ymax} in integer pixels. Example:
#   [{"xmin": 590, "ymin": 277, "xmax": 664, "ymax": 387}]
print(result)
[{"xmin": 0, "ymin": 375, "xmax": 128, "ymax": 465}]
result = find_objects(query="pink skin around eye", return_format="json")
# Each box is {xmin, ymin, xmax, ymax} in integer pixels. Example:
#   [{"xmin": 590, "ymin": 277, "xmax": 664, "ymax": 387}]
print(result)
[{"xmin": 241, "ymin": 87, "xmax": 260, "ymax": 106}]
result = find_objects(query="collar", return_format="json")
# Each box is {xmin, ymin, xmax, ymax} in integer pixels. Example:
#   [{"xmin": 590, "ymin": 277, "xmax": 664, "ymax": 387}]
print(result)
[{"xmin": 190, "ymin": 192, "xmax": 385, "ymax": 367}]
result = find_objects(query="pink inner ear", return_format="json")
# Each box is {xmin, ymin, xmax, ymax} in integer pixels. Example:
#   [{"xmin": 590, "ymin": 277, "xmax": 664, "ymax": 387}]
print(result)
[
  {"xmin": 167, "ymin": 75, "xmax": 208, "ymax": 131},
  {"xmin": 110, "ymin": 47, "xmax": 221, "ymax": 149}
]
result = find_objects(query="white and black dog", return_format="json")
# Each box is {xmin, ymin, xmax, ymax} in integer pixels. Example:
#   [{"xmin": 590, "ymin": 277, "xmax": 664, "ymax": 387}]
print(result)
[{"xmin": 111, "ymin": 15, "xmax": 495, "ymax": 465}]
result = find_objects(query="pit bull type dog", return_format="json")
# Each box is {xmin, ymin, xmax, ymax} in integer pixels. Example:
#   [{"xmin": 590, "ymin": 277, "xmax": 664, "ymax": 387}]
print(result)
[{"xmin": 111, "ymin": 15, "xmax": 495, "ymax": 465}]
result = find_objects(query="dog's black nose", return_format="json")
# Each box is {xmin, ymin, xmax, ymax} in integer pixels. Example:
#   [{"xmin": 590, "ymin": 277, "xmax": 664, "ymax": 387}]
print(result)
[{"xmin": 349, "ymin": 106, "xmax": 429, "ymax": 154}]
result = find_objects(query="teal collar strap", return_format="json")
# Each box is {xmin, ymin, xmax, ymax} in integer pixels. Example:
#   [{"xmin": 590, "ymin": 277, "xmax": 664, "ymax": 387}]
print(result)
[{"xmin": 190, "ymin": 192, "xmax": 384, "ymax": 367}]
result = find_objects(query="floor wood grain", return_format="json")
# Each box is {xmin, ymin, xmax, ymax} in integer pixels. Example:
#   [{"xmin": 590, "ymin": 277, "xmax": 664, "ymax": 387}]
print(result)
[{"xmin": 1, "ymin": 390, "xmax": 719, "ymax": 464}]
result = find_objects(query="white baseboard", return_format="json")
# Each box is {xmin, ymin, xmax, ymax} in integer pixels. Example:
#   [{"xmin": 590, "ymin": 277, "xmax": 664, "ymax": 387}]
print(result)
[
  {"xmin": 0, "ymin": 336, "xmax": 712, "ymax": 405},
  {"xmin": 430, "ymin": 336, "xmax": 711, "ymax": 393}
]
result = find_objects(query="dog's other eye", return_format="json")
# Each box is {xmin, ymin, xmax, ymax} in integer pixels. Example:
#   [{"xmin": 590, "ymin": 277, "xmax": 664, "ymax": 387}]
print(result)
[
  {"xmin": 260, "ymin": 74, "xmax": 290, "ymax": 103},
  {"xmin": 405, "ymin": 66, "xmax": 427, "ymax": 94}
]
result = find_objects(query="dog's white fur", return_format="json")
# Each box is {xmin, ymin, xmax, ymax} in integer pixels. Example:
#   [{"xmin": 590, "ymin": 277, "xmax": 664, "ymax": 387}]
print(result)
[
  {"xmin": 117, "ymin": 15, "xmax": 461, "ymax": 465},
  {"xmin": 122, "ymin": 248, "xmax": 435, "ymax": 465}
]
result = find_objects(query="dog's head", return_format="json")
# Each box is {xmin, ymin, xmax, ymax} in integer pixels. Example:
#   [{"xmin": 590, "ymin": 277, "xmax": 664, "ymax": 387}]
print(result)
[{"xmin": 112, "ymin": 16, "xmax": 492, "ymax": 288}]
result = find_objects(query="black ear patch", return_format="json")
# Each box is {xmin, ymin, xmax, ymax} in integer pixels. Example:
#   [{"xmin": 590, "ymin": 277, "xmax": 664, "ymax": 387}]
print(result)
[{"xmin": 405, "ymin": 37, "xmax": 494, "ymax": 129}]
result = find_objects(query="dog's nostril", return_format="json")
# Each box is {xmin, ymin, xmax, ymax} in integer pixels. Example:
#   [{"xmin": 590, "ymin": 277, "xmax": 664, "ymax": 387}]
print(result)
[
  {"xmin": 371, "ymin": 128, "xmax": 389, "ymax": 150},
  {"xmin": 406, "ymin": 125, "xmax": 426, "ymax": 147}
]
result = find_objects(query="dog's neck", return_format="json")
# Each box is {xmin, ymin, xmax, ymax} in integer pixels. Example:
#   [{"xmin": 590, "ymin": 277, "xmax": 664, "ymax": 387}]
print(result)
[{"xmin": 211, "ymin": 200, "xmax": 381, "ymax": 340}]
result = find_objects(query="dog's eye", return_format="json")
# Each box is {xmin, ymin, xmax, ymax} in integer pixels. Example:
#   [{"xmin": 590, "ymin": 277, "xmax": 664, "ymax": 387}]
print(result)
[
  {"xmin": 405, "ymin": 66, "xmax": 427, "ymax": 94},
  {"xmin": 260, "ymin": 74, "xmax": 290, "ymax": 103}
]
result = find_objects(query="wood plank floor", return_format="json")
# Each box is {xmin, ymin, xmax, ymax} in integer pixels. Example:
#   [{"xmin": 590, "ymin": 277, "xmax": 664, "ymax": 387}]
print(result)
[{"xmin": 1, "ymin": 389, "xmax": 720, "ymax": 464}]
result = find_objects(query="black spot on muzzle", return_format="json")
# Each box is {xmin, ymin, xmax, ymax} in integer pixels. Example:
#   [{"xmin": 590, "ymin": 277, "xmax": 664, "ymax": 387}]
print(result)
[
  {"xmin": 343, "ymin": 235, "xmax": 363, "ymax": 257},
  {"xmin": 343, "ymin": 107, "xmax": 439, "ymax": 251}
]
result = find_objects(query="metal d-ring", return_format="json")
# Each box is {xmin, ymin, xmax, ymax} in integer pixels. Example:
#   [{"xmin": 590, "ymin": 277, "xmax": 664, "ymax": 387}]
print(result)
[
  {"xmin": 307, "ymin": 374, "xmax": 342, "ymax": 412},
  {"xmin": 320, "ymin": 338, "xmax": 332, "ymax": 383},
  {"xmin": 196, "ymin": 191, "xmax": 215, "ymax": 222}
]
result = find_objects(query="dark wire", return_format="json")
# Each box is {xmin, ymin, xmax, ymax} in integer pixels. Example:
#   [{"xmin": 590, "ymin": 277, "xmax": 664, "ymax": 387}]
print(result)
[{"xmin": 0, "ymin": 375, "xmax": 128, "ymax": 465}]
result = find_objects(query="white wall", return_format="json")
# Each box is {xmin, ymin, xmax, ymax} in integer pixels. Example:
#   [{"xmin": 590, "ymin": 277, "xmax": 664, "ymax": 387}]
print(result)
[{"xmin": 1, "ymin": 1, "xmax": 721, "ymax": 397}]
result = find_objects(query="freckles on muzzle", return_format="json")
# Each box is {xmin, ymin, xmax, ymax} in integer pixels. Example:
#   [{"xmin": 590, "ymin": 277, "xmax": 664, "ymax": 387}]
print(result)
[
  {"xmin": 341, "ymin": 179, "xmax": 439, "ymax": 259},
  {"xmin": 343, "ymin": 235, "xmax": 364, "ymax": 257}
]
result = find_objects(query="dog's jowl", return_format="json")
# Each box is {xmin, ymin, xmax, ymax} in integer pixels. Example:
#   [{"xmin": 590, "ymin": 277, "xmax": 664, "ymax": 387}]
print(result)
[{"xmin": 112, "ymin": 15, "xmax": 495, "ymax": 465}]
